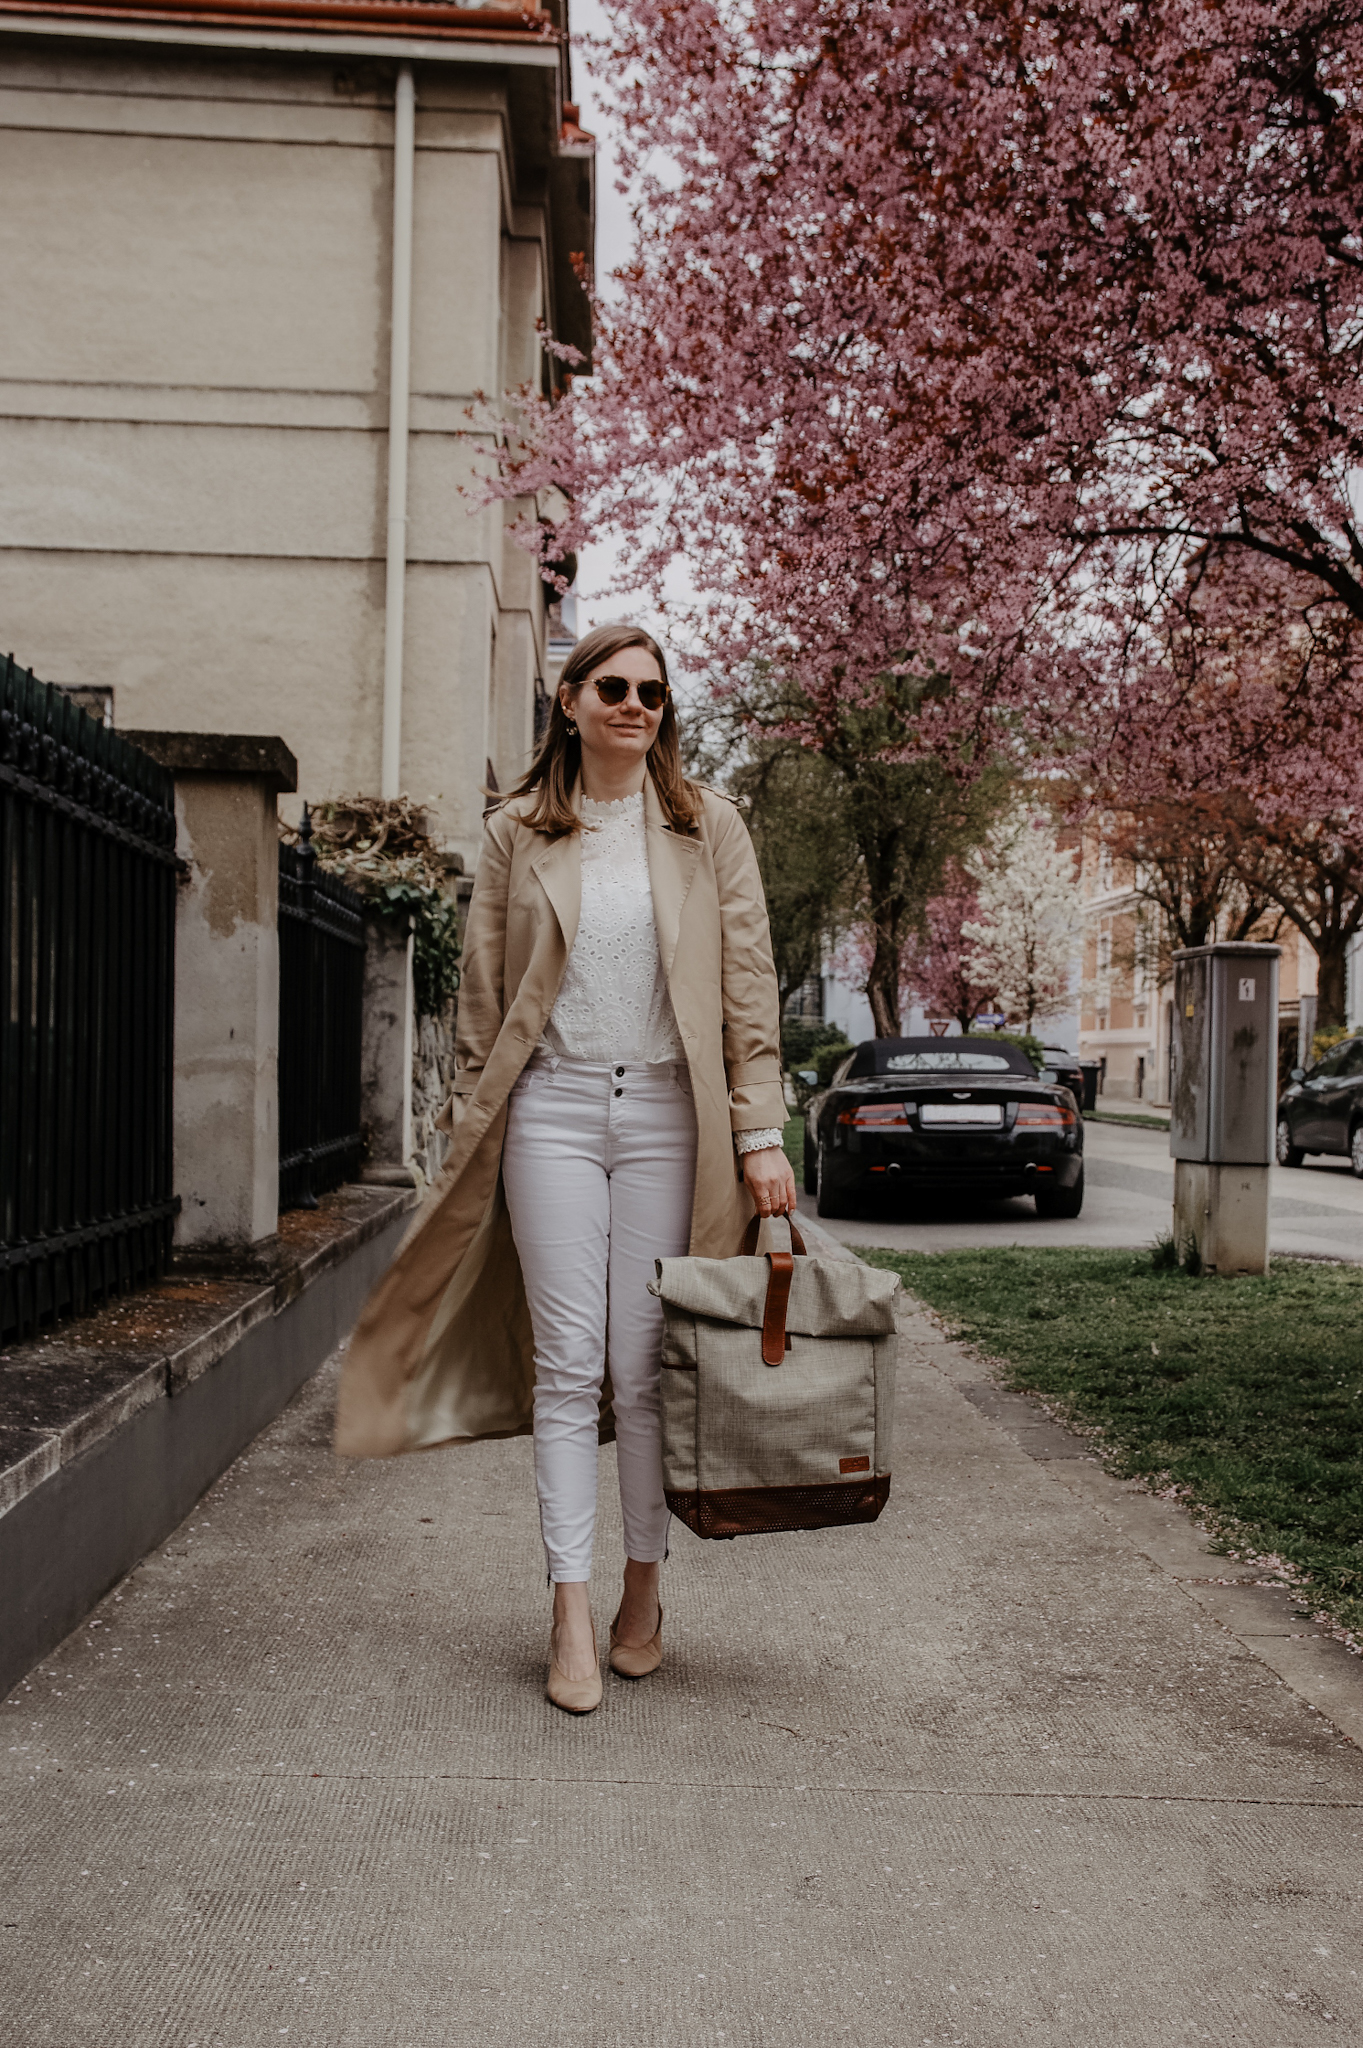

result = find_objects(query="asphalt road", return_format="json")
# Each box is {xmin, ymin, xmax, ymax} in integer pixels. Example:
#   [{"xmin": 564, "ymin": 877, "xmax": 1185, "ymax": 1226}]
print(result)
[{"xmin": 798, "ymin": 1116, "xmax": 1363, "ymax": 1263}]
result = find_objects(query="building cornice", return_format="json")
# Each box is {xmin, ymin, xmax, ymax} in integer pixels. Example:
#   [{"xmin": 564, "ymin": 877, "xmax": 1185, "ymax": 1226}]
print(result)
[
  {"xmin": 0, "ymin": 0, "xmax": 560, "ymax": 59},
  {"xmin": 1084, "ymin": 886, "xmax": 1142, "ymax": 914}
]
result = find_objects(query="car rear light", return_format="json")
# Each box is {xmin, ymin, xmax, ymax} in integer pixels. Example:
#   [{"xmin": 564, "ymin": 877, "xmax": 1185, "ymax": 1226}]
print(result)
[
  {"xmin": 1015, "ymin": 1103, "xmax": 1078, "ymax": 1128},
  {"xmin": 837, "ymin": 1103, "xmax": 911, "ymax": 1127}
]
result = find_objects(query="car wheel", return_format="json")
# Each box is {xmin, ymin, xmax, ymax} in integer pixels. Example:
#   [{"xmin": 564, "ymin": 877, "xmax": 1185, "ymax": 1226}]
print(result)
[
  {"xmin": 815, "ymin": 1140, "xmax": 852, "ymax": 1219},
  {"xmin": 803, "ymin": 1130, "xmax": 817, "ymax": 1195},
  {"xmin": 1276, "ymin": 1117, "xmax": 1304, "ymax": 1169},
  {"xmin": 1351, "ymin": 1124, "xmax": 1363, "ymax": 1181},
  {"xmin": 1035, "ymin": 1167, "xmax": 1084, "ymax": 1220}
]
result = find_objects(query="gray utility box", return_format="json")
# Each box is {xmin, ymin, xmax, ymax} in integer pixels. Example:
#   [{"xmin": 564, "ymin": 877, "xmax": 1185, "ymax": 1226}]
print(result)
[{"xmin": 1169, "ymin": 942, "xmax": 1280, "ymax": 1273}]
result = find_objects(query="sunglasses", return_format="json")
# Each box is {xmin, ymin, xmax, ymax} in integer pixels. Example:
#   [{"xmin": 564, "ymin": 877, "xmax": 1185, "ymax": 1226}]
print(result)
[{"xmin": 582, "ymin": 675, "xmax": 670, "ymax": 712}]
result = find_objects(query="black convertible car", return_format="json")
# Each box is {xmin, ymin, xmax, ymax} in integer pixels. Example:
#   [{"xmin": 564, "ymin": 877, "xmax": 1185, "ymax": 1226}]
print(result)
[
  {"xmin": 1276, "ymin": 1033, "xmax": 1363, "ymax": 1175},
  {"xmin": 804, "ymin": 1035, "xmax": 1084, "ymax": 1219}
]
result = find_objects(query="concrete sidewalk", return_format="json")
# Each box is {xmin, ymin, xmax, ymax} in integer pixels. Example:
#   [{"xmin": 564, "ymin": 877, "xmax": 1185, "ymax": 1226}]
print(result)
[{"xmin": 4, "ymin": 1283, "xmax": 1362, "ymax": 2044}]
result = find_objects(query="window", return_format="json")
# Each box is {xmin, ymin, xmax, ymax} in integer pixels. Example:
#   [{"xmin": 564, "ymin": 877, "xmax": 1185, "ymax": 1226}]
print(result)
[
  {"xmin": 1132, "ymin": 919, "xmax": 1151, "ymax": 1000},
  {"xmin": 884, "ymin": 1050, "xmax": 1015, "ymax": 1073}
]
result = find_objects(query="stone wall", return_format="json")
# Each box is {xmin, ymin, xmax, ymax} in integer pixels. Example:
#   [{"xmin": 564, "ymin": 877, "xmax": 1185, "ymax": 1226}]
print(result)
[{"xmin": 412, "ymin": 1002, "xmax": 457, "ymax": 1185}]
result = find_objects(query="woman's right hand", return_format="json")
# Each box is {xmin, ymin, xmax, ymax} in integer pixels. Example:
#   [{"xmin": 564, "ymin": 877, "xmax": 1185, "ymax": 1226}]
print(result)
[{"xmin": 742, "ymin": 1145, "xmax": 798, "ymax": 1218}]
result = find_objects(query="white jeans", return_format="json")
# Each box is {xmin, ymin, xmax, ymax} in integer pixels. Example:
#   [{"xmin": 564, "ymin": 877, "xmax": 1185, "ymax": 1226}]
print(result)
[{"xmin": 501, "ymin": 1057, "xmax": 699, "ymax": 1583}]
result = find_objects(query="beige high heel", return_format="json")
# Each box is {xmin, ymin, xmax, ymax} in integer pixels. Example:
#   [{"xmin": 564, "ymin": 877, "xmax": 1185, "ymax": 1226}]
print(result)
[
  {"xmin": 546, "ymin": 1618, "xmax": 602, "ymax": 1715},
  {"xmin": 608, "ymin": 1603, "xmax": 663, "ymax": 1679}
]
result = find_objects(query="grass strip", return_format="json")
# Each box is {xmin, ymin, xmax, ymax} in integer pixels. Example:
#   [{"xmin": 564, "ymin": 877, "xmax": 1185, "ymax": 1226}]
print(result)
[
  {"xmin": 782, "ymin": 1114, "xmax": 805, "ymax": 1175},
  {"xmin": 856, "ymin": 1245, "xmax": 1363, "ymax": 1639}
]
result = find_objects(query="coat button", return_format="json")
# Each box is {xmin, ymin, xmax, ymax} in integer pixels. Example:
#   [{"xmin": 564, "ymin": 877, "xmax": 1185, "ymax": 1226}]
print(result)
[
  {"xmin": 615, "ymin": 1066, "xmax": 625, "ymax": 1077},
  {"xmin": 614, "ymin": 1087, "xmax": 623, "ymax": 1098}
]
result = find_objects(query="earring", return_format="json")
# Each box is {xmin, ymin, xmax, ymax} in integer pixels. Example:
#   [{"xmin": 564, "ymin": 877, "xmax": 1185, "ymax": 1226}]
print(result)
[{"xmin": 566, "ymin": 720, "xmax": 579, "ymax": 737}]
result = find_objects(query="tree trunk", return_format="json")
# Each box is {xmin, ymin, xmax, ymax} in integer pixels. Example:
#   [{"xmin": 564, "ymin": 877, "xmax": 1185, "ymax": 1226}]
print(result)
[
  {"xmin": 866, "ymin": 926, "xmax": 901, "ymax": 1036},
  {"xmin": 1316, "ymin": 937, "xmax": 1349, "ymax": 1032}
]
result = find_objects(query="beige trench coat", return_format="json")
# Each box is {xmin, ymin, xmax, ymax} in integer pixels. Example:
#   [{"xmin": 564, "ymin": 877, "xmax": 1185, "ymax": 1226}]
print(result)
[{"xmin": 334, "ymin": 777, "xmax": 788, "ymax": 1458}]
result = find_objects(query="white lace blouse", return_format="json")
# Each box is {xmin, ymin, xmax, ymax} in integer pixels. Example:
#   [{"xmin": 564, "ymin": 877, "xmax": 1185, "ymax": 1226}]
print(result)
[{"xmin": 539, "ymin": 791, "xmax": 782, "ymax": 1155}]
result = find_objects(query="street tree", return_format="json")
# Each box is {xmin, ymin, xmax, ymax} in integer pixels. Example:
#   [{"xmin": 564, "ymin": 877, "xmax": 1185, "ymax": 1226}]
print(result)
[
  {"xmin": 1094, "ymin": 796, "xmax": 1278, "ymax": 959},
  {"xmin": 1072, "ymin": 553, "xmax": 1363, "ymax": 1026},
  {"xmin": 1226, "ymin": 824, "xmax": 1363, "ymax": 1033},
  {"xmin": 901, "ymin": 869, "xmax": 1000, "ymax": 1033},
  {"xmin": 961, "ymin": 813, "xmax": 1082, "ymax": 1034},
  {"xmin": 729, "ymin": 743, "xmax": 855, "ymax": 1007},
  {"xmin": 492, "ymin": 0, "xmax": 1363, "ymax": 775},
  {"xmin": 687, "ymin": 666, "xmax": 1011, "ymax": 1034},
  {"xmin": 485, "ymin": 1, "xmax": 1363, "ymax": 1034},
  {"xmin": 825, "ymin": 696, "xmax": 1013, "ymax": 1037}
]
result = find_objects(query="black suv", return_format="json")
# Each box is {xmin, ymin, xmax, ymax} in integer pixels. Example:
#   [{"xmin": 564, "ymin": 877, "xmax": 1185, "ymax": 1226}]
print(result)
[{"xmin": 1276, "ymin": 1034, "xmax": 1363, "ymax": 1175}]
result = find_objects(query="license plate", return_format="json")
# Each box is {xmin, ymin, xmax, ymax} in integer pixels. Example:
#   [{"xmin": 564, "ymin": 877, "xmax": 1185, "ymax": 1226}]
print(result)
[{"xmin": 920, "ymin": 1103, "xmax": 1002, "ymax": 1126}]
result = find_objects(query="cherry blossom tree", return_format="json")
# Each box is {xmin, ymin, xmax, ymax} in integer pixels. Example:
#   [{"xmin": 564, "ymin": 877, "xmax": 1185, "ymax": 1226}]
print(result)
[
  {"xmin": 487, "ymin": 2, "xmax": 1363, "ymax": 1036},
  {"xmin": 961, "ymin": 814, "xmax": 1082, "ymax": 1033},
  {"xmin": 1068, "ymin": 552, "xmax": 1363, "ymax": 1025},
  {"xmin": 498, "ymin": 2, "xmax": 1363, "ymax": 741},
  {"xmin": 902, "ymin": 872, "xmax": 1000, "ymax": 1034}
]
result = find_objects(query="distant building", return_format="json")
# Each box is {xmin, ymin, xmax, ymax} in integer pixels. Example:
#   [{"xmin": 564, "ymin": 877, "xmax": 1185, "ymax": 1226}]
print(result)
[
  {"xmin": 0, "ymin": 0, "xmax": 592, "ymax": 868},
  {"xmin": 1075, "ymin": 829, "xmax": 1349, "ymax": 1103}
]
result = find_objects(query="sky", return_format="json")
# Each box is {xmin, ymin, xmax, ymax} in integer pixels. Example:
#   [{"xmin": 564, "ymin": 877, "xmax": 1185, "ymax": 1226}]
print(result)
[{"xmin": 566, "ymin": 0, "xmax": 631, "ymax": 292}]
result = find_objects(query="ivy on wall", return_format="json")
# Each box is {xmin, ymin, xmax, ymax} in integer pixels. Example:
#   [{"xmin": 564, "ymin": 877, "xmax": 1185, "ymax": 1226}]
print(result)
[{"xmin": 282, "ymin": 796, "xmax": 461, "ymax": 1018}]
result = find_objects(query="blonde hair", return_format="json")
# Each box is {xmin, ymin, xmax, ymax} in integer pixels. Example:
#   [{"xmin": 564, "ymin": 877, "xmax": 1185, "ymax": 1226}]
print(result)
[{"xmin": 507, "ymin": 623, "xmax": 701, "ymax": 835}]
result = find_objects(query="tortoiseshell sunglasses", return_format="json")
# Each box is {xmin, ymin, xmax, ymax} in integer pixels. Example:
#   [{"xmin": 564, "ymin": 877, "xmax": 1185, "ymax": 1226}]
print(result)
[{"xmin": 584, "ymin": 675, "xmax": 670, "ymax": 712}]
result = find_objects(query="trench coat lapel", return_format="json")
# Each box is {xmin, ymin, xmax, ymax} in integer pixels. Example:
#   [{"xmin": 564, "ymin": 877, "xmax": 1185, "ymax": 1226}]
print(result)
[
  {"xmin": 644, "ymin": 775, "xmax": 701, "ymax": 977},
  {"xmin": 529, "ymin": 783, "xmax": 584, "ymax": 953}
]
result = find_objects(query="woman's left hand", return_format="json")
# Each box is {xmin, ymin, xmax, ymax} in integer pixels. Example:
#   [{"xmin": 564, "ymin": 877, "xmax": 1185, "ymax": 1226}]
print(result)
[{"xmin": 742, "ymin": 1145, "xmax": 799, "ymax": 1218}]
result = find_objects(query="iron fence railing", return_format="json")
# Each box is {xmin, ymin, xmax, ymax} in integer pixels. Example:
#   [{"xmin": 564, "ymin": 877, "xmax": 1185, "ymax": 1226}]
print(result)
[
  {"xmin": 278, "ymin": 809, "xmax": 365, "ymax": 1210},
  {"xmin": 1, "ymin": 654, "xmax": 178, "ymax": 1341}
]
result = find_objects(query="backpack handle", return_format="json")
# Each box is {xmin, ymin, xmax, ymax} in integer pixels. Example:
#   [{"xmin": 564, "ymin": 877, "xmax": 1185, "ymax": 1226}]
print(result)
[
  {"xmin": 739, "ymin": 1213, "xmax": 807, "ymax": 1259},
  {"xmin": 738, "ymin": 1214, "xmax": 805, "ymax": 1366}
]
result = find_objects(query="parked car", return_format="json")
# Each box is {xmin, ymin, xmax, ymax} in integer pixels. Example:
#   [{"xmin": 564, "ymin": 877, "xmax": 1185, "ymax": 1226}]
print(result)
[
  {"xmin": 1276, "ymin": 1034, "xmax": 1363, "ymax": 1175},
  {"xmin": 1038, "ymin": 1045, "xmax": 1085, "ymax": 1108},
  {"xmin": 804, "ymin": 1036, "xmax": 1084, "ymax": 1219}
]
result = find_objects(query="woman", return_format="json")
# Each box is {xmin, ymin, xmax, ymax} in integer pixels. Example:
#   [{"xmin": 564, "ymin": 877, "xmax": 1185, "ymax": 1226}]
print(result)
[{"xmin": 336, "ymin": 623, "xmax": 796, "ymax": 1714}]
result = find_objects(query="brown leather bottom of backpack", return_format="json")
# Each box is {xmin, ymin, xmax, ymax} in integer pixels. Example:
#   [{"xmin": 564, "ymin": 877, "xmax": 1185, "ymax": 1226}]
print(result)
[{"xmin": 665, "ymin": 1474, "xmax": 890, "ymax": 1540}]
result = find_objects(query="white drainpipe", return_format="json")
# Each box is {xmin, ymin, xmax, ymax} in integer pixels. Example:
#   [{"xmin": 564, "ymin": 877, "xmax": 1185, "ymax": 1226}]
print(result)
[{"xmin": 381, "ymin": 64, "xmax": 415, "ymax": 800}]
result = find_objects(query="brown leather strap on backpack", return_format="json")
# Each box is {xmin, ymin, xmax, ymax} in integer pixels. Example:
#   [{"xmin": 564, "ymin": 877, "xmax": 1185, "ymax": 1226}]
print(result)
[
  {"xmin": 761, "ymin": 1251, "xmax": 794, "ymax": 1366},
  {"xmin": 738, "ymin": 1215, "xmax": 803, "ymax": 1366},
  {"xmin": 740, "ymin": 1215, "xmax": 807, "ymax": 1258}
]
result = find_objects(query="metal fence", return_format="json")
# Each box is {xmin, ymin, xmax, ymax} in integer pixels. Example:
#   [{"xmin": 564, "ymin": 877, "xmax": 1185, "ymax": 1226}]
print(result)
[
  {"xmin": 277, "ymin": 809, "xmax": 365, "ymax": 1211},
  {"xmin": 1, "ymin": 655, "xmax": 178, "ymax": 1341}
]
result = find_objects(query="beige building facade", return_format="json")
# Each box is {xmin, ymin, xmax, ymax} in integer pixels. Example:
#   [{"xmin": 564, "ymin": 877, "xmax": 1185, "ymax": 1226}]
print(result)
[{"xmin": 0, "ymin": 0, "xmax": 591, "ymax": 868}]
